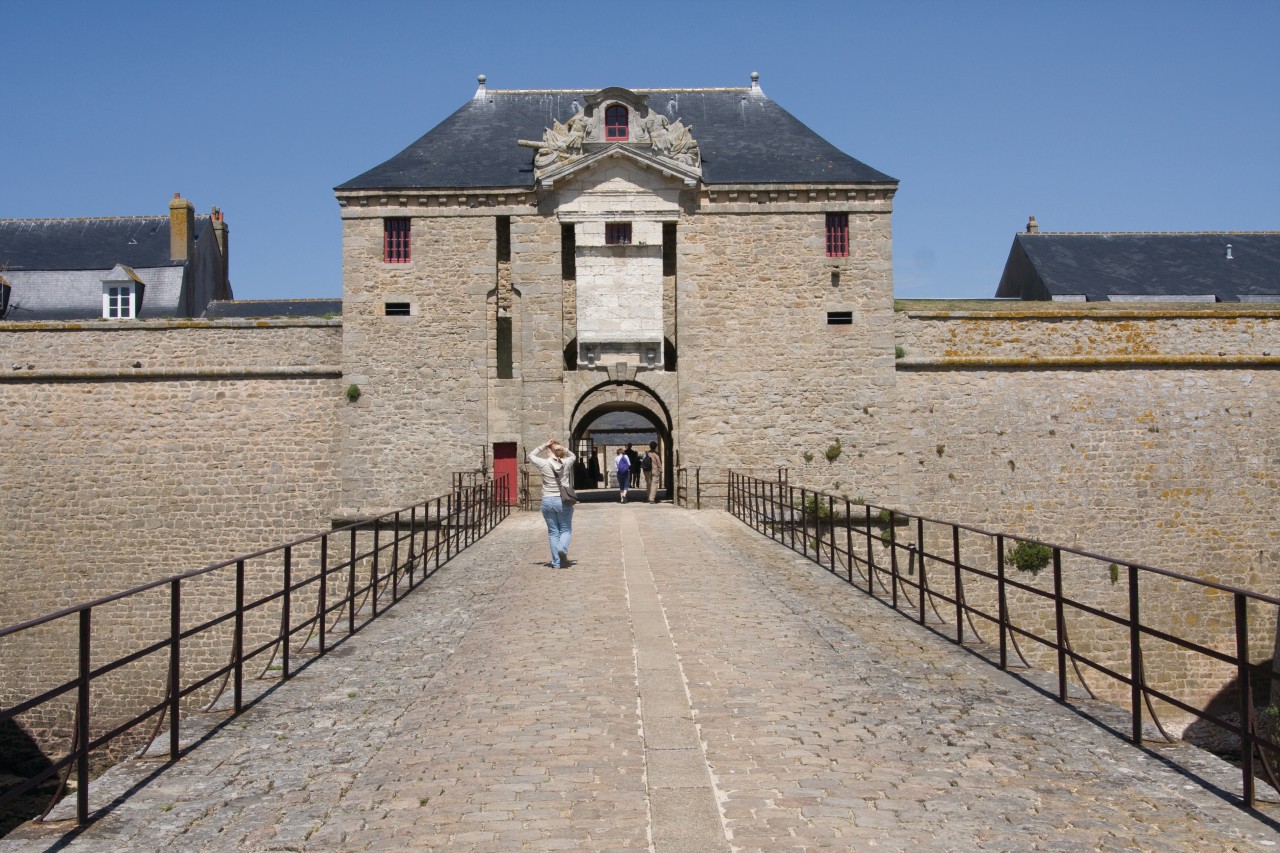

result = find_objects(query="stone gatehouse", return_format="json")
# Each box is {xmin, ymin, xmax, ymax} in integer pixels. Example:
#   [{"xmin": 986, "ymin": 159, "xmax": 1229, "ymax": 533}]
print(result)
[{"xmin": 1, "ymin": 77, "xmax": 1277, "ymax": 721}]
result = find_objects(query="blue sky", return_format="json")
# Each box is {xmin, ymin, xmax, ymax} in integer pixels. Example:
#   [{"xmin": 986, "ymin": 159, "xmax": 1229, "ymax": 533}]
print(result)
[{"xmin": 2, "ymin": 1, "xmax": 1276, "ymax": 301}]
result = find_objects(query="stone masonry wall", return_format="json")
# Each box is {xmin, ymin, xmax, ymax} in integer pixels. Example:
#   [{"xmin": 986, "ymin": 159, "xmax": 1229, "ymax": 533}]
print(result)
[
  {"xmin": 0, "ymin": 319, "xmax": 343, "ymax": 745},
  {"xmin": 892, "ymin": 302, "xmax": 1280, "ymax": 717},
  {"xmin": 677, "ymin": 202, "xmax": 900, "ymax": 501},
  {"xmin": 338, "ymin": 210, "xmax": 496, "ymax": 513}
]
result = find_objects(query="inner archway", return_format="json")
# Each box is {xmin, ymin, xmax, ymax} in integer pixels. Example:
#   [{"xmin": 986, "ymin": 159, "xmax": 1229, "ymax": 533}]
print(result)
[{"xmin": 569, "ymin": 381, "xmax": 673, "ymax": 500}]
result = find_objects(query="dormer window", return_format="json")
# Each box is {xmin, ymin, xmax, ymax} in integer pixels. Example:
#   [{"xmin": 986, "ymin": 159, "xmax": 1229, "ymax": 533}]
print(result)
[
  {"xmin": 104, "ymin": 284, "xmax": 136, "ymax": 318},
  {"xmin": 101, "ymin": 264, "xmax": 144, "ymax": 319},
  {"xmin": 605, "ymin": 104, "xmax": 629, "ymax": 141}
]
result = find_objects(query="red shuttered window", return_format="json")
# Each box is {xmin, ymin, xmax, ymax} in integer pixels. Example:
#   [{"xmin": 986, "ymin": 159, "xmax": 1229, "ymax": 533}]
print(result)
[
  {"xmin": 384, "ymin": 218, "xmax": 411, "ymax": 263},
  {"xmin": 826, "ymin": 213, "xmax": 849, "ymax": 258},
  {"xmin": 605, "ymin": 105, "xmax": 628, "ymax": 141}
]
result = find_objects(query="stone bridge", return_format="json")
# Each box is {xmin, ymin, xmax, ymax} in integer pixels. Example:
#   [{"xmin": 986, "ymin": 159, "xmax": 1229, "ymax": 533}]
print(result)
[{"xmin": 3, "ymin": 507, "xmax": 1277, "ymax": 851}]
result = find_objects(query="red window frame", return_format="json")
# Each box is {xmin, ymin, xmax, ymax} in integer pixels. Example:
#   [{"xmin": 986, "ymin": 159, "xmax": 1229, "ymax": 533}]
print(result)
[
  {"xmin": 605, "ymin": 222, "xmax": 632, "ymax": 246},
  {"xmin": 825, "ymin": 213, "xmax": 849, "ymax": 258},
  {"xmin": 605, "ymin": 105, "xmax": 628, "ymax": 141},
  {"xmin": 384, "ymin": 217, "xmax": 411, "ymax": 263}
]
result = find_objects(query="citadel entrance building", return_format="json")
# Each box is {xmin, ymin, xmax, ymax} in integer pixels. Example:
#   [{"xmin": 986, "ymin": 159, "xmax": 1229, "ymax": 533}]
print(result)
[{"xmin": 333, "ymin": 75, "xmax": 898, "ymax": 514}]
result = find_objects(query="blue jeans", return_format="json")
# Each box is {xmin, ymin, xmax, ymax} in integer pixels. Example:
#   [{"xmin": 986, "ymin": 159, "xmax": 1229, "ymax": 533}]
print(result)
[{"xmin": 540, "ymin": 495, "xmax": 574, "ymax": 566}]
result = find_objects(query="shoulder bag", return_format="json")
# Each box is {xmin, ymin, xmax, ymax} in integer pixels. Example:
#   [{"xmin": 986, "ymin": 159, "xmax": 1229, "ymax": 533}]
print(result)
[{"xmin": 555, "ymin": 461, "xmax": 578, "ymax": 505}]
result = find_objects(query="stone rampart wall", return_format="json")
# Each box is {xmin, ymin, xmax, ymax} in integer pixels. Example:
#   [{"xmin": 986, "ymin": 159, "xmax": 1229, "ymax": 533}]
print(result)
[{"xmin": 891, "ymin": 302, "xmax": 1280, "ymax": 715}]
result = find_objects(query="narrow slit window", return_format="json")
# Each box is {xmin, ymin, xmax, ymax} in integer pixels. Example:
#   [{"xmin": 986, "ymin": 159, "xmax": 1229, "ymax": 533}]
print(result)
[
  {"xmin": 826, "ymin": 311, "xmax": 853, "ymax": 325},
  {"xmin": 605, "ymin": 104, "xmax": 629, "ymax": 141},
  {"xmin": 605, "ymin": 222, "xmax": 632, "ymax": 246},
  {"xmin": 825, "ymin": 213, "xmax": 849, "ymax": 258},
  {"xmin": 496, "ymin": 216, "xmax": 511, "ymax": 263},
  {"xmin": 384, "ymin": 302, "xmax": 411, "ymax": 316},
  {"xmin": 384, "ymin": 218, "xmax": 411, "ymax": 263},
  {"xmin": 561, "ymin": 223, "xmax": 576, "ymax": 279}
]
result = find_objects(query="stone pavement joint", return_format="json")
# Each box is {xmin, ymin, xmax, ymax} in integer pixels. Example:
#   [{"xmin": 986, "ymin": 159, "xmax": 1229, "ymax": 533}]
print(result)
[{"xmin": 3, "ymin": 506, "xmax": 1279, "ymax": 851}]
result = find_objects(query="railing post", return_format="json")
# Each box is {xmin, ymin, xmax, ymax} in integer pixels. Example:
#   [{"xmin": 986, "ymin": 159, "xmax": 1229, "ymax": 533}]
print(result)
[
  {"xmin": 370, "ymin": 521, "xmax": 380, "ymax": 616},
  {"xmin": 996, "ymin": 537, "xmax": 1008, "ymax": 671},
  {"xmin": 1235, "ymin": 592, "xmax": 1255, "ymax": 807},
  {"xmin": 435, "ymin": 496, "xmax": 443, "ymax": 572},
  {"xmin": 391, "ymin": 510, "xmax": 401, "ymax": 603},
  {"xmin": 1054, "ymin": 547, "xmax": 1067, "ymax": 701},
  {"xmin": 76, "ymin": 608, "xmax": 91, "ymax": 824},
  {"xmin": 800, "ymin": 488, "xmax": 809, "ymax": 559},
  {"xmin": 828, "ymin": 494, "xmax": 836, "ymax": 574},
  {"xmin": 917, "ymin": 519, "xmax": 927, "ymax": 625},
  {"xmin": 234, "ymin": 559, "xmax": 245, "ymax": 712},
  {"xmin": 1127, "ymin": 563, "xmax": 1141, "ymax": 744},
  {"xmin": 169, "ymin": 579, "xmax": 181, "ymax": 759},
  {"xmin": 318, "ymin": 535, "xmax": 328, "ymax": 654},
  {"xmin": 864, "ymin": 503, "xmax": 875, "ymax": 595},
  {"xmin": 281, "ymin": 546, "xmax": 292, "ymax": 679},
  {"xmin": 407, "ymin": 506, "xmax": 418, "ymax": 589},
  {"xmin": 953, "ymin": 525, "xmax": 963, "ymax": 645},
  {"xmin": 845, "ymin": 495, "xmax": 854, "ymax": 583},
  {"xmin": 348, "ymin": 526, "xmax": 358, "ymax": 632},
  {"xmin": 888, "ymin": 510, "xmax": 899, "ymax": 609}
]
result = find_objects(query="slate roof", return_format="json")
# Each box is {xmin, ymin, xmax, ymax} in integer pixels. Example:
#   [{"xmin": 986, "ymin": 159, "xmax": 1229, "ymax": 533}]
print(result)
[
  {"xmin": 2, "ymin": 268, "xmax": 186, "ymax": 322},
  {"xmin": 0, "ymin": 215, "xmax": 210, "ymax": 272},
  {"xmin": 337, "ymin": 87, "xmax": 896, "ymax": 191},
  {"xmin": 995, "ymin": 232, "xmax": 1280, "ymax": 302}
]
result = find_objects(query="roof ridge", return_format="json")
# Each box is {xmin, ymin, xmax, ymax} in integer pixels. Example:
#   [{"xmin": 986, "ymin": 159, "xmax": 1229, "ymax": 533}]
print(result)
[
  {"xmin": 1025, "ymin": 230, "xmax": 1280, "ymax": 237},
  {"xmin": 0, "ymin": 215, "xmax": 171, "ymax": 225},
  {"xmin": 485, "ymin": 87, "xmax": 752, "ymax": 95}
]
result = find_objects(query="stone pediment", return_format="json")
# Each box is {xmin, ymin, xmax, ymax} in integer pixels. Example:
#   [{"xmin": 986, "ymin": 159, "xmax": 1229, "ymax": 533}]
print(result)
[
  {"xmin": 536, "ymin": 144, "xmax": 701, "ymax": 191},
  {"xmin": 518, "ymin": 87, "xmax": 702, "ymax": 186}
]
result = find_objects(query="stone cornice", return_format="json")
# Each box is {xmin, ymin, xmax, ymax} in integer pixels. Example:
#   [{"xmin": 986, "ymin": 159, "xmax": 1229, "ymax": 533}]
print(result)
[
  {"xmin": 897, "ymin": 301, "xmax": 1280, "ymax": 320},
  {"xmin": 0, "ymin": 318, "xmax": 341, "ymax": 333},
  {"xmin": 0, "ymin": 365, "xmax": 343, "ymax": 382},
  {"xmin": 896, "ymin": 354, "xmax": 1280, "ymax": 370}
]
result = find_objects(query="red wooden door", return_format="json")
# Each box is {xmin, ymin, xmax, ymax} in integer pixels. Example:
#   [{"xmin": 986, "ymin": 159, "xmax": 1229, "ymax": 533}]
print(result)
[{"xmin": 493, "ymin": 442, "xmax": 518, "ymax": 505}]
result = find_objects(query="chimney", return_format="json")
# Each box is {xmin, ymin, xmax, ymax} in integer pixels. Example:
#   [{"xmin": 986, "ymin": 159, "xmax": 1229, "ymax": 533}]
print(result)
[
  {"xmin": 169, "ymin": 193, "xmax": 195, "ymax": 262},
  {"xmin": 211, "ymin": 206, "xmax": 231, "ymax": 296},
  {"xmin": 1026, "ymin": 215, "xmax": 1039, "ymax": 234}
]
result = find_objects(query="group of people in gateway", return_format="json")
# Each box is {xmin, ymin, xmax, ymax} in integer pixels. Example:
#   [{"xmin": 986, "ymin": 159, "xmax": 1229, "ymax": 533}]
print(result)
[
  {"xmin": 527, "ymin": 439, "xmax": 663, "ymax": 569},
  {"xmin": 612, "ymin": 441, "xmax": 661, "ymax": 504}
]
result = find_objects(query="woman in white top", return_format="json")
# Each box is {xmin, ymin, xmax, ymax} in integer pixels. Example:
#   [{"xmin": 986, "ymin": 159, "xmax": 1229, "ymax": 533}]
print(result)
[{"xmin": 528, "ymin": 438, "xmax": 576, "ymax": 568}]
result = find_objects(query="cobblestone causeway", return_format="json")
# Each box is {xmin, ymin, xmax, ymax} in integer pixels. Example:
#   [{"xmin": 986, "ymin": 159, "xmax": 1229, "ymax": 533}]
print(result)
[{"xmin": 4, "ymin": 506, "xmax": 1279, "ymax": 851}]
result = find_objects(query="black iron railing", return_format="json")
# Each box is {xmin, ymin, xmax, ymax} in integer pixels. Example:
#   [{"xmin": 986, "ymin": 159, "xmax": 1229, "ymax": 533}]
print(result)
[
  {"xmin": 727, "ymin": 471, "xmax": 1280, "ymax": 809},
  {"xmin": 0, "ymin": 476, "xmax": 509, "ymax": 825}
]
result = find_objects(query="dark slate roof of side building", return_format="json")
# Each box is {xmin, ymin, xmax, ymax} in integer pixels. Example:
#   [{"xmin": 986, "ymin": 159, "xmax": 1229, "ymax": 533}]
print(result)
[
  {"xmin": 0, "ymin": 216, "xmax": 209, "ymax": 271},
  {"xmin": 337, "ymin": 83, "xmax": 896, "ymax": 191},
  {"xmin": 995, "ymin": 232, "xmax": 1280, "ymax": 302}
]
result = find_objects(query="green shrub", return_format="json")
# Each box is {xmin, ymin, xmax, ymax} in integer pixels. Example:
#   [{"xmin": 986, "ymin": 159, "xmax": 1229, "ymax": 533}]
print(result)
[
  {"xmin": 1008, "ymin": 541, "xmax": 1052, "ymax": 576},
  {"xmin": 345, "ymin": 383, "xmax": 362, "ymax": 402}
]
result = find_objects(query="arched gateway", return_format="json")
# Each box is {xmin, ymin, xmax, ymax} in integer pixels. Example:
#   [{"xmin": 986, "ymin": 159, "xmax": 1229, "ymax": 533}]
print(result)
[{"xmin": 570, "ymin": 380, "xmax": 673, "ymax": 491}]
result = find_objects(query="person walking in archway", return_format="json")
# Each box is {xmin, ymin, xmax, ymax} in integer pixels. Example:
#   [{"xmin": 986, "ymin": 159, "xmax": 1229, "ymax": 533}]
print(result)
[
  {"xmin": 615, "ymin": 447, "xmax": 631, "ymax": 503},
  {"xmin": 643, "ymin": 441, "xmax": 662, "ymax": 503},
  {"xmin": 529, "ymin": 438, "xmax": 575, "ymax": 567}
]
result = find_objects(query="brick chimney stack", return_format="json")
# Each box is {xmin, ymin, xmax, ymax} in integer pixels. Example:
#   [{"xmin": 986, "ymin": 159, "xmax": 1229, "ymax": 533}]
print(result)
[
  {"xmin": 1026, "ymin": 215, "xmax": 1039, "ymax": 234},
  {"xmin": 169, "ymin": 193, "xmax": 195, "ymax": 262},
  {"xmin": 211, "ymin": 206, "xmax": 230, "ymax": 293}
]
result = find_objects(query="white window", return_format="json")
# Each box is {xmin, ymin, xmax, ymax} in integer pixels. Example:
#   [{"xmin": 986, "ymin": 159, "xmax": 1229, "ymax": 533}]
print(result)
[{"xmin": 103, "ymin": 284, "xmax": 136, "ymax": 319}]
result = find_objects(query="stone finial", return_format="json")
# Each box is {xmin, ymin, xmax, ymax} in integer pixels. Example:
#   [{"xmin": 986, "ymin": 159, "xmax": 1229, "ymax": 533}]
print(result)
[
  {"xmin": 750, "ymin": 71, "xmax": 760, "ymax": 90},
  {"xmin": 1026, "ymin": 215, "xmax": 1039, "ymax": 234},
  {"xmin": 475, "ymin": 74, "xmax": 487, "ymax": 98}
]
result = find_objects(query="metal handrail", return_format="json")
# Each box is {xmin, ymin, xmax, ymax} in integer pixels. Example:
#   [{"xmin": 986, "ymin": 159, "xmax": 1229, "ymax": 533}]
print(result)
[
  {"xmin": 0, "ymin": 476, "xmax": 510, "ymax": 825},
  {"xmin": 726, "ymin": 471, "xmax": 1280, "ymax": 809}
]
